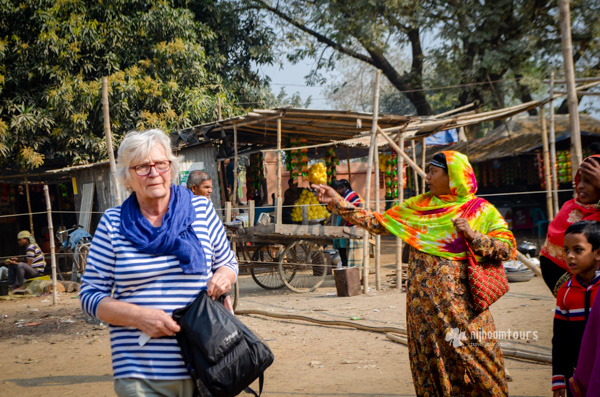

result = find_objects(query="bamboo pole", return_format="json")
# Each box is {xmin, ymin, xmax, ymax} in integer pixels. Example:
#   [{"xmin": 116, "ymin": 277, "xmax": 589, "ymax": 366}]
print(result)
[
  {"xmin": 374, "ymin": 138, "xmax": 381, "ymax": 291},
  {"xmin": 43, "ymin": 185, "xmax": 58, "ymax": 305},
  {"xmin": 24, "ymin": 175, "xmax": 34, "ymax": 237},
  {"xmin": 233, "ymin": 124, "xmax": 238, "ymax": 206},
  {"xmin": 217, "ymin": 96, "xmax": 222, "ymax": 121},
  {"xmin": 225, "ymin": 201, "xmax": 232, "ymax": 223},
  {"xmin": 384, "ymin": 333, "xmax": 551, "ymax": 364},
  {"xmin": 102, "ymin": 77, "xmax": 121, "ymax": 206},
  {"xmin": 234, "ymin": 309, "xmax": 552, "ymax": 364},
  {"xmin": 376, "ymin": 127, "xmax": 427, "ymax": 178},
  {"xmin": 559, "ymin": 0, "xmax": 583, "ymax": 179},
  {"xmin": 219, "ymin": 160, "xmax": 229, "ymax": 203},
  {"xmin": 276, "ymin": 118, "xmax": 282, "ymax": 225},
  {"xmin": 346, "ymin": 146, "xmax": 352, "ymax": 186},
  {"xmin": 396, "ymin": 134, "xmax": 405, "ymax": 292},
  {"xmin": 362, "ymin": 71, "xmax": 382, "ymax": 294},
  {"xmin": 431, "ymin": 102, "xmax": 476, "ymax": 119},
  {"xmin": 248, "ymin": 200, "xmax": 255, "ymax": 227},
  {"xmin": 540, "ymin": 107, "xmax": 554, "ymax": 220},
  {"xmin": 515, "ymin": 251, "xmax": 543, "ymax": 277},
  {"xmin": 549, "ymin": 73, "xmax": 560, "ymax": 214},
  {"xmin": 411, "ymin": 141, "xmax": 419, "ymax": 195},
  {"xmin": 420, "ymin": 138, "xmax": 426, "ymax": 193}
]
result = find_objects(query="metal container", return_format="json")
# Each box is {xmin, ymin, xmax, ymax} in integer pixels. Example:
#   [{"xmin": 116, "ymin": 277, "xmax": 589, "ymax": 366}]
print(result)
[{"xmin": 0, "ymin": 281, "xmax": 8, "ymax": 296}]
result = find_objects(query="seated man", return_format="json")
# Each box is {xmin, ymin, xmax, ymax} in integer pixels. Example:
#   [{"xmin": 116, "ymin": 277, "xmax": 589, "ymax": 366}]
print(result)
[
  {"xmin": 6, "ymin": 230, "xmax": 46, "ymax": 291},
  {"xmin": 187, "ymin": 170, "xmax": 213, "ymax": 200},
  {"xmin": 282, "ymin": 178, "xmax": 300, "ymax": 224}
]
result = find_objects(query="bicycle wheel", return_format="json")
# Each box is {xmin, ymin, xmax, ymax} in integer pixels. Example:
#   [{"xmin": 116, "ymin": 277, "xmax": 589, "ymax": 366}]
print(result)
[
  {"xmin": 278, "ymin": 240, "xmax": 327, "ymax": 293},
  {"xmin": 250, "ymin": 244, "xmax": 286, "ymax": 290}
]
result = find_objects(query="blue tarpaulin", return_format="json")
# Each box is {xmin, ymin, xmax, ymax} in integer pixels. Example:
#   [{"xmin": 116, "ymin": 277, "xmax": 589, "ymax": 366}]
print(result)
[{"xmin": 425, "ymin": 129, "xmax": 458, "ymax": 145}]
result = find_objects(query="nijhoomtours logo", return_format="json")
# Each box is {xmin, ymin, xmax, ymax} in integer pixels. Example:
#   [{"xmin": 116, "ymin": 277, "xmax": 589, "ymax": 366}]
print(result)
[
  {"xmin": 446, "ymin": 327, "xmax": 538, "ymax": 348},
  {"xmin": 445, "ymin": 328, "xmax": 467, "ymax": 348}
]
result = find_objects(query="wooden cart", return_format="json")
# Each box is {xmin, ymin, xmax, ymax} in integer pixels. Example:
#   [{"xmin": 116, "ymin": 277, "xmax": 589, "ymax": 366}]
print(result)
[{"xmin": 227, "ymin": 223, "xmax": 362, "ymax": 293}]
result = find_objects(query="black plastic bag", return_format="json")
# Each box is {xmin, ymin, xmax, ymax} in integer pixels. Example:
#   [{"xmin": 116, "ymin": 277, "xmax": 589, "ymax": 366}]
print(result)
[{"xmin": 173, "ymin": 291, "xmax": 274, "ymax": 397}]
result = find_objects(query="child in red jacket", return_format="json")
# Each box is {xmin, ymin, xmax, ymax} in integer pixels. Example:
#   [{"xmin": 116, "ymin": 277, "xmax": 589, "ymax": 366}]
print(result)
[{"xmin": 552, "ymin": 220, "xmax": 600, "ymax": 397}]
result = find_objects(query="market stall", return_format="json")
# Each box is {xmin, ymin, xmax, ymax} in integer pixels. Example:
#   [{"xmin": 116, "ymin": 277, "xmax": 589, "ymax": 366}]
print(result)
[{"xmin": 179, "ymin": 81, "xmax": 592, "ymax": 295}]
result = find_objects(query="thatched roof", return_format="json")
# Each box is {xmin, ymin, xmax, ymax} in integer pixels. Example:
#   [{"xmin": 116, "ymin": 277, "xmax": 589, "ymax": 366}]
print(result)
[
  {"xmin": 424, "ymin": 114, "xmax": 600, "ymax": 163},
  {"xmin": 178, "ymin": 107, "xmax": 410, "ymax": 147},
  {"xmin": 179, "ymin": 100, "xmax": 543, "ymax": 159}
]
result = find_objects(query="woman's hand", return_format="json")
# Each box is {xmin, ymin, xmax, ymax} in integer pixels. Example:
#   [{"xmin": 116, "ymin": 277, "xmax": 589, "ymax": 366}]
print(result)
[
  {"xmin": 133, "ymin": 306, "xmax": 181, "ymax": 338},
  {"xmin": 207, "ymin": 266, "xmax": 236, "ymax": 301},
  {"xmin": 452, "ymin": 218, "xmax": 476, "ymax": 242},
  {"xmin": 579, "ymin": 159, "xmax": 600, "ymax": 190},
  {"xmin": 311, "ymin": 184, "xmax": 340, "ymax": 204},
  {"xmin": 97, "ymin": 298, "xmax": 181, "ymax": 338}
]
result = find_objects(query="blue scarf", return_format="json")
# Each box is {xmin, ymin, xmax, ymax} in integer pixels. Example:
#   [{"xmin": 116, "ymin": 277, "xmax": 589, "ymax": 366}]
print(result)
[{"xmin": 119, "ymin": 185, "xmax": 207, "ymax": 275}]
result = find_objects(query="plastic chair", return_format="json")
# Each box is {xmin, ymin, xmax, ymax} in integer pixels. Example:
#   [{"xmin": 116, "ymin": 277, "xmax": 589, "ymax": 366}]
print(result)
[{"xmin": 530, "ymin": 207, "xmax": 549, "ymax": 239}]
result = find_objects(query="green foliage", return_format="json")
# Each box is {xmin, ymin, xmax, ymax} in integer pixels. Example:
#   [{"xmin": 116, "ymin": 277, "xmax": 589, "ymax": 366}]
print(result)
[
  {"xmin": 0, "ymin": 0, "xmax": 275, "ymax": 170},
  {"xmin": 252, "ymin": 0, "xmax": 600, "ymax": 118}
]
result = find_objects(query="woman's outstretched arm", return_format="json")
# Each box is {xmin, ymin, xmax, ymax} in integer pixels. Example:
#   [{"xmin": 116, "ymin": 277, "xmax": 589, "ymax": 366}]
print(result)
[{"xmin": 312, "ymin": 184, "xmax": 390, "ymax": 235}]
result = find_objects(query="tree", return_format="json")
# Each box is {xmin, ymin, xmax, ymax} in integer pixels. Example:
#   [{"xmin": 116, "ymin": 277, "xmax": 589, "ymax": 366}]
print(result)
[
  {"xmin": 0, "ymin": 0, "xmax": 276, "ymax": 170},
  {"xmin": 323, "ymin": 51, "xmax": 457, "ymax": 115},
  {"xmin": 249, "ymin": 0, "xmax": 600, "ymax": 120}
]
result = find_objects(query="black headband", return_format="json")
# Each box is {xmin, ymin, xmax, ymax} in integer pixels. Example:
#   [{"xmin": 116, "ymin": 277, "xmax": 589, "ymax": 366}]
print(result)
[{"xmin": 430, "ymin": 153, "xmax": 447, "ymax": 169}]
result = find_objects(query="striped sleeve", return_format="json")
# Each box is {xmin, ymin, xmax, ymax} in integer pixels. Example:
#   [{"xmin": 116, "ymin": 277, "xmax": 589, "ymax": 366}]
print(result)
[
  {"xmin": 201, "ymin": 198, "xmax": 238, "ymax": 277},
  {"xmin": 79, "ymin": 211, "xmax": 117, "ymax": 319}
]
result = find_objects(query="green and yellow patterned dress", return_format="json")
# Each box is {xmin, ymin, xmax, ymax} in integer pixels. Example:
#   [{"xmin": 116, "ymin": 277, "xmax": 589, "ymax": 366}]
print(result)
[{"xmin": 327, "ymin": 151, "xmax": 514, "ymax": 396}]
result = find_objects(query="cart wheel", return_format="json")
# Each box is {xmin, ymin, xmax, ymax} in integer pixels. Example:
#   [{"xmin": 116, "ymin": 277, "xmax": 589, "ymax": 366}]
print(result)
[
  {"xmin": 250, "ymin": 244, "xmax": 287, "ymax": 290},
  {"xmin": 278, "ymin": 240, "xmax": 327, "ymax": 293}
]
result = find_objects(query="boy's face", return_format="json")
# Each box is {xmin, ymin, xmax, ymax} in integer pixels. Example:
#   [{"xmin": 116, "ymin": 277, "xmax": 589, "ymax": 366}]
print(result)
[{"xmin": 564, "ymin": 232, "xmax": 600, "ymax": 282}]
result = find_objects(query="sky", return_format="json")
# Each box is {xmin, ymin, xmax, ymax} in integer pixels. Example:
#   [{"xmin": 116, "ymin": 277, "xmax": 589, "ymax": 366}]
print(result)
[{"xmin": 257, "ymin": 59, "xmax": 332, "ymax": 109}]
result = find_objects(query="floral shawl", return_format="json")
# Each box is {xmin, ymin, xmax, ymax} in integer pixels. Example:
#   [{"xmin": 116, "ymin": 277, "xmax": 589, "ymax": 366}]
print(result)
[
  {"xmin": 541, "ymin": 154, "xmax": 600, "ymax": 271},
  {"xmin": 374, "ymin": 151, "xmax": 515, "ymax": 261}
]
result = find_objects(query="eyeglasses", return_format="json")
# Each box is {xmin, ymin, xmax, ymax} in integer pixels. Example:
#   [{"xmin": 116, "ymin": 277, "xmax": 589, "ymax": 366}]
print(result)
[{"xmin": 130, "ymin": 160, "xmax": 172, "ymax": 176}]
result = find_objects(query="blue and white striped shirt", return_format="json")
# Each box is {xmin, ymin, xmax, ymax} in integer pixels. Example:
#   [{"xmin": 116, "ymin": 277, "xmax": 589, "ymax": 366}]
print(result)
[{"xmin": 80, "ymin": 196, "xmax": 238, "ymax": 380}]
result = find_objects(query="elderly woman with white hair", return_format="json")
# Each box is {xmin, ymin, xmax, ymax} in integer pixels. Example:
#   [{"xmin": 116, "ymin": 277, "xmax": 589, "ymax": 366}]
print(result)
[{"xmin": 79, "ymin": 129, "xmax": 238, "ymax": 396}]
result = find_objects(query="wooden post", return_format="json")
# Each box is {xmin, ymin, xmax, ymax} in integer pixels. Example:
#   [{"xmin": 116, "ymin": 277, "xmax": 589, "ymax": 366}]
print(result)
[
  {"xmin": 24, "ymin": 175, "xmax": 34, "ymax": 237},
  {"xmin": 219, "ymin": 160, "xmax": 229, "ymax": 203},
  {"xmin": 248, "ymin": 200, "xmax": 255, "ymax": 227},
  {"xmin": 275, "ymin": 197, "xmax": 282, "ymax": 225},
  {"xmin": 43, "ymin": 185, "xmax": 57, "ymax": 305},
  {"xmin": 420, "ymin": 139, "xmax": 426, "ymax": 193},
  {"xmin": 374, "ymin": 137, "xmax": 381, "ymax": 291},
  {"xmin": 233, "ymin": 125, "xmax": 238, "ymax": 205},
  {"xmin": 346, "ymin": 146, "xmax": 352, "ymax": 186},
  {"xmin": 301, "ymin": 205, "xmax": 309, "ymax": 225},
  {"xmin": 559, "ymin": 0, "xmax": 583, "ymax": 179},
  {"xmin": 411, "ymin": 141, "xmax": 419, "ymax": 195},
  {"xmin": 225, "ymin": 201, "xmax": 232, "ymax": 223},
  {"xmin": 217, "ymin": 96, "xmax": 222, "ymax": 121},
  {"xmin": 396, "ymin": 134, "xmax": 405, "ymax": 292},
  {"xmin": 549, "ymin": 72, "xmax": 560, "ymax": 214},
  {"xmin": 540, "ymin": 107, "xmax": 554, "ymax": 220},
  {"xmin": 362, "ymin": 71, "xmax": 381, "ymax": 294},
  {"xmin": 276, "ymin": 118, "xmax": 282, "ymax": 225},
  {"xmin": 102, "ymin": 77, "xmax": 121, "ymax": 206},
  {"xmin": 377, "ymin": 127, "xmax": 427, "ymax": 178}
]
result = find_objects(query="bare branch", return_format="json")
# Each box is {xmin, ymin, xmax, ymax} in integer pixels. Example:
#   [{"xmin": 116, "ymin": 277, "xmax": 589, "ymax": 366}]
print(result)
[{"xmin": 250, "ymin": 0, "xmax": 375, "ymax": 66}]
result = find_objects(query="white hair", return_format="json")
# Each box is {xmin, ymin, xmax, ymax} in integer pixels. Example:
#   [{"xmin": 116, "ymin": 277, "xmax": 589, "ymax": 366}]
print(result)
[{"xmin": 116, "ymin": 129, "xmax": 180, "ymax": 190}]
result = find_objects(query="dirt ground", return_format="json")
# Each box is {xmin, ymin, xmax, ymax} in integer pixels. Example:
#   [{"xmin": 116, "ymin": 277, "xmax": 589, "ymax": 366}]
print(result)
[{"xmin": 0, "ymin": 235, "xmax": 554, "ymax": 397}]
